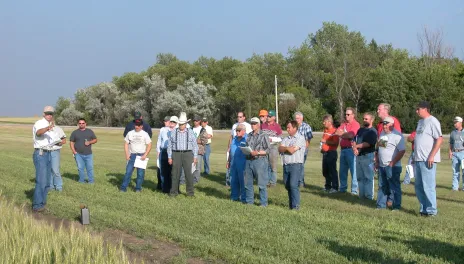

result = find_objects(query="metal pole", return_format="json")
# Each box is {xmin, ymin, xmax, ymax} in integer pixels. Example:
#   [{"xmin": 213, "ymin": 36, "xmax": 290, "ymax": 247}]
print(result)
[{"xmin": 275, "ymin": 75, "xmax": 278, "ymax": 124}]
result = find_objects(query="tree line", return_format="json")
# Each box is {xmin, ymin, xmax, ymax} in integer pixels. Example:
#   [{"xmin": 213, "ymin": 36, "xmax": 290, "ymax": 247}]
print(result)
[{"xmin": 55, "ymin": 22, "xmax": 464, "ymax": 133}]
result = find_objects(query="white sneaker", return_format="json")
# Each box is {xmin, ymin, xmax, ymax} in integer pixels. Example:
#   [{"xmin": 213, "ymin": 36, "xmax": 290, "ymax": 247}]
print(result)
[{"xmin": 328, "ymin": 188, "xmax": 338, "ymax": 194}]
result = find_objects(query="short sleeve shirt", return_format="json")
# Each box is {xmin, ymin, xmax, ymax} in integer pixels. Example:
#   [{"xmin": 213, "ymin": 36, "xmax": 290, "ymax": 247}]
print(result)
[
  {"xmin": 205, "ymin": 125, "xmax": 213, "ymax": 144},
  {"xmin": 377, "ymin": 129, "xmax": 405, "ymax": 167},
  {"xmin": 125, "ymin": 130, "xmax": 152, "ymax": 154},
  {"xmin": 449, "ymin": 129, "xmax": 464, "ymax": 151},
  {"xmin": 297, "ymin": 122, "xmax": 313, "ymax": 142},
  {"xmin": 321, "ymin": 127, "xmax": 339, "ymax": 152},
  {"xmin": 339, "ymin": 120, "xmax": 361, "ymax": 148},
  {"xmin": 355, "ymin": 127, "xmax": 378, "ymax": 155},
  {"xmin": 246, "ymin": 130, "xmax": 270, "ymax": 153},
  {"xmin": 414, "ymin": 116, "xmax": 442, "ymax": 162},
  {"xmin": 70, "ymin": 129, "xmax": 97, "ymax": 155},
  {"xmin": 33, "ymin": 118, "xmax": 52, "ymax": 149},
  {"xmin": 261, "ymin": 122, "xmax": 283, "ymax": 136},
  {"xmin": 281, "ymin": 133, "xmax": 306, "ymax": 164}
]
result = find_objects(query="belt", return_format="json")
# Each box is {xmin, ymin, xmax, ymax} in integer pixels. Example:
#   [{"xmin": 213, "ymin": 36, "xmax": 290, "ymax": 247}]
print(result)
[
  {"xmin": 358, "ymin": 152, "xmax": 374, "ymax": 156},
  {"xmin": 34, "ymin": 148, "xmax": 52, "ymax": 152},
  {"xmin": 454, "ymin": 149, "xmax": 464, "ymax": 152},
  {"xmin": 284, "ymin": 163, "xmax": 303, "ymax": 166},
  {"xmin": 322, "ymin": 150, "xmax": 337, "ymax": 154},
  {"xmin": 246, "ymin": 156, "xmax": 266, "ymax": 160},
  {"xmin": 172, "ymin": 150, "xmax": 192, "ymax": 153},
  {"xmin": 341, "ymin": 146, "xmax": 351, "ymax": 149}
]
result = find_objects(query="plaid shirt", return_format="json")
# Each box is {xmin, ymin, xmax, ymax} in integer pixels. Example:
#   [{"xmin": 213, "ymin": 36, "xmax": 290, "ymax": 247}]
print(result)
[
  {"xmin": 246, "ymin": 130, "xmax": 270, "ymax": 154},
  {"xmin": 298, "ymin": 122, "xmax": 313, "ymax": 142},
  {"xmin": 167, "ymin": 128, "xmax": 198, "ymax": 158}
]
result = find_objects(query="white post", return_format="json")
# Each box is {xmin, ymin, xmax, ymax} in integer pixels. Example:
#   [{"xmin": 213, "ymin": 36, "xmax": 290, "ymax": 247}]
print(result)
[{"xmin": 275, "ymin": 75, "xmax": 278, "ymax": 123}]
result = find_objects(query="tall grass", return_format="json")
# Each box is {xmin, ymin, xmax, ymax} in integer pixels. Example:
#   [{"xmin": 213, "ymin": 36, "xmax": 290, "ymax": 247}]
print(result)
[{"xmin": 0, "ymin": 196, "xmax": 132, "ymax": 264}]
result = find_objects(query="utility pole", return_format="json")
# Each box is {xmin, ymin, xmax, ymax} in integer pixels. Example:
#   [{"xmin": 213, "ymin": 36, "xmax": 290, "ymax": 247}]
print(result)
[{"xmin": 275, "ymin": 75, "xmax": 278, "ymax": 124}]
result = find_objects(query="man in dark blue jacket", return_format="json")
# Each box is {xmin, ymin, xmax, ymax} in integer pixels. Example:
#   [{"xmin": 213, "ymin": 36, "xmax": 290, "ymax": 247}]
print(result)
[{"xmin": 123, "ymin": 111, "xmax": 153, "ymax": 138}]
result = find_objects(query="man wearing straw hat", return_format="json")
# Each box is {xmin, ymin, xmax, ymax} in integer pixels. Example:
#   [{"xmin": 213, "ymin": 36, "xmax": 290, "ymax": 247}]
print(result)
[{"xmin": 168, "ymin": 112, "xmax": 198, "ymax": 197}]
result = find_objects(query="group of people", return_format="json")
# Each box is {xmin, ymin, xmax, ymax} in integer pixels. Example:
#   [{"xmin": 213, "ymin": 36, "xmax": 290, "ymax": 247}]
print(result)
[{"xmin": 32, "ymin": 100, "xmax": 456, "ymax": 217}]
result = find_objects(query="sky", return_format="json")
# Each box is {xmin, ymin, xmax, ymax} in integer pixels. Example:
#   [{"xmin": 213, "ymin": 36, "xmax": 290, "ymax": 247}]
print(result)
[{"xmin": 1, "ymin": 0, "xmax": 463, "ymax": 117}]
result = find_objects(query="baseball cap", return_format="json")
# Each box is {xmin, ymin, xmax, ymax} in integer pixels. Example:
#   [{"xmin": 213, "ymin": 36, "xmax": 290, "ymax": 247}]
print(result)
[
  {"xmin": 43, "ymin": 106, "xmax": 55, "ymax": 114},
  {"xmin": 454, "ymin": 116, "xmax": 463, "ymax": 123},
  {"xmin": 201, "ymin": 117, "xmax": 208, "ymax": 122},
  {"xmin": 382, "ymin": 116, "xmax": 394, "ymax": 125},
  {"xmin": 250, "ymin": 117, "xmax": 260, "ymax": 124},
  {"xmin": 170, "ymin": 116, "xmax": 178, "ymax": 123},
  {"xmin": 268, "ymin": 110, "xmax": 276, "ymax": 117},
  {"xmin": 134, "ymin": 111, "xmax": 142, "ymax": 119},
  {"xmin": 417, "ymin": 101, "xmax": 430, "ymax": 110},
  {"xmin": 163, "ymin": 116, "xmax": 171, "ymax": 121},
  {"xmin": 259, "ymin": 109, "xmax": 268, "ymax": 116},
  {"xmin": 193, "ymin": 115, "xmax": 202, "ymax": 121}
]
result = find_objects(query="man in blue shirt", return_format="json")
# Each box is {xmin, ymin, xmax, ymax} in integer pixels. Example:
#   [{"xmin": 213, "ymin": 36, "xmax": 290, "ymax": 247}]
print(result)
[
  {"xmin": 156, "ymin": 116, "xmax": 172, "ymax": 192},
  {"xmin": 227, "ymin": 124, "xmax": 247, "ymax": 202},
  {"xmin": 123, "ymin": 111, "xmax": 152, "ymax": 138}
]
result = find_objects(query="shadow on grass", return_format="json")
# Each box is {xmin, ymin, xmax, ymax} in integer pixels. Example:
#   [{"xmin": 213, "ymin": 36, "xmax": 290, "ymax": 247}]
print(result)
[
  {"xmin": 204, "ymin": 172, "xmax": 227, "ymax": 186},
  {"xmin": 196, "ymin": 186, "xmax": 230, "ymax": 200},
  {"xmin": 318, "ymin": 239, "xmax": 411, "ymax": 263},
  {"xmin": 106, "ymin": 172, "xmax": 162, "ymax": 192},
  {"xmin": 303, "ymin": 184, "xmax": 377, "ymax": 209},
  {"xmin": 380, "ymin": 235, "xmax": 464, "ymax": 263},
  {"xmin": 24, "ymin": 188, "xmax": 34, "ymax": 202},
  {"xmin": 62, "ymin": 172, "xmax": 79, "ymax": 182},
  {"xmin": 402, "ymin": 191, "xmax": 463, "ymax": 204}
]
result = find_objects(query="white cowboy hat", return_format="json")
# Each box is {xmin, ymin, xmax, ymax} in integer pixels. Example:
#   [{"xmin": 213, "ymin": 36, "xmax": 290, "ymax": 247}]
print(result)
[{"xmin": 178, "ymin": 112, "xmax": 190, "ymax": 124}]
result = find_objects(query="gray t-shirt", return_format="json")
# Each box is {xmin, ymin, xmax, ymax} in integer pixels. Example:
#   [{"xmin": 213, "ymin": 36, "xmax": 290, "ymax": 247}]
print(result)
[
  {"xmin": 70, "ymin": 129, "xmax": 97, "ymax": 155},
  {"xmin": 414, "ymin": 116, "xmax": 442, "ymax": 162},
  {"xmin": 449, "ymin": 129, "xmax": 464, "ymax": 151},
  {"xmin": 377, "ymin": 129, "xmax": 405, "ymax": 167}
]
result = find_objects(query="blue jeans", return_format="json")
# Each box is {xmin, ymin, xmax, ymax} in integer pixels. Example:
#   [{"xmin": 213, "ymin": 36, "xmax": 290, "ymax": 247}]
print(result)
[
  {"xmin": 203, "ymin": 144, "xmax": 211, "ymax": 175},
  {"xmin": 75, "ymin": 153, "xmax": 94, "ymax": 183},
  {"xmin": 339, "ymin": 148, "xmax": 357, "ymax": 193},
  {"xmin": 299, "ymin": 149, "xmax": 308, "ymax": 186},
  {"xmin": 268, "ymin": 145, "xmax": 278, "ymax": 185},
  {"xmin": 121, "ymin": 153, "xmax": 145, "ymax": 191},
  {"xmin": 50, "ymin": 150, "xmax": 63, "ymax": 191},
  {"xmin": 414, "ymin": 161, "xmax": 437, "ymax": 215},
  {"xmin": 283, "ymin": 163, "xmax": 302, "ymax": 209},
  {"xmin": 356, "ymin": 152, "xmax": 374, "ymax": 200},
  {"xmin": 245, "ymin": 158, "xmax": 268, "ymax": 206},
  {"xmin": 451, "ymin": 151, "xmax": 464, "ymax": 190},
  {"xmin": 230, "ymin": 158, "xmax": 246, "ymax": 202},
  {"xmin": 377, "ymin": 166, "xmax": 402, "ymax": 209},
  {"xmin": 32, "ymin": 149, "xmax": 51, "ymax": 210}
]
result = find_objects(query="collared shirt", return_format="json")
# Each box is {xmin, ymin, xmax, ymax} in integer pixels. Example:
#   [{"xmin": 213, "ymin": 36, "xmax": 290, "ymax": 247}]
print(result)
[
  {"xmin": 261, "ymin": 122, "xmax": 283, "ymax": 136},
  {"xmin": 281, "ymin": 133, "xmax": 306, "ymax": 164},
  {"xmin": 48, "ymin": 126, "xmax": 66, "ymax": 151},
  {"xmin": 449, "ymin": 128, "xmax": 464, "ymax": 151},
  {"xmin": 376, "ymin": 116, "xmax": 402, "ymax": 136},
  {"xmin": 229, "ymin": 135, "xmax": 247, "ymax": 165},
  {"xmin": 246, "ymin": 130, "xmax": 270, "ymax": 154},
  {"xmin": 339, "ymin": 120, "xmax": 360, "ymax": 148},
  {"xmin": 33, "ymin": 118, "xmax": 53, "ymax": 149},
  {"xmin": 231, "ymin": 122, "xmax": 252, "ymax": 137},
  {"xmin": 167, "ymin": 128, "xmax": 198, "ymax": 158},
  {"xmin": 297, "ymin": 122, "xmax": 313, "ymax": 142},
  {"xmin": 321, "ymin": 127, "xmax": 339, "ymax": 152},
  {"xmin": 156, "ymin": 126, "xmax": 171, "ymax": 152}
]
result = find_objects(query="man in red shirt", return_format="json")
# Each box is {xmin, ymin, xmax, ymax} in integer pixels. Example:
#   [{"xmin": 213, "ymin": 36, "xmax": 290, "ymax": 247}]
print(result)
[
  {"xmin": 377, "ymin": 103, "xmax": 401, "ymax": 135},
  {"xmin": 261, "ymin": 110, "xmax": 282, "ymax": 186},
  {"xmin": 335, "ymin": 107, "xmax": 360, "ymax": 194},
  {"xmin": 321, "ymin": 115, "xmax": 340, "ymax": 193}
]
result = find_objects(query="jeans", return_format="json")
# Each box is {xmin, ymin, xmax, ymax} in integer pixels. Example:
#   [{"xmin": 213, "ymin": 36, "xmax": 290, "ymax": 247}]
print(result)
[
  {"xmin": 414, "ymin": 161, "xmax": 437, "ymax": 215},
  {"xmin": 32, "ymin": 149, "xmax": 51, "ymax": 210},
  {"xmin": 339, "ymin": 148, "xmax": 357, "ymax": 193},
  {"xmin": 268, "ymin": 145, "xmax": 278, "ymax": 185},
  {"xmin": 245, "ymin": 158, "xmax": 268, "ymax": 206},
  {"xmin": 120, "ymin": 153, "xmax": 146, "ymax": 191},
  {"xmin": 356, "ymin": 152, "xmax": 374, "ymax": 199},
  {"xmin": 322, "ymin": 151, "xmax": 338, "ymax": 190},
  {"xmin": 299, "ymin": 149, "xmax": 308, "ymax": 186},
  {"xmin": 193, "ymin": 154, "xmax": 203, "ymax": 184},
  {"xmin": 377, "ymin": 166, "xmax": 402, "ymax": 209},
  {"xmin": 203, "ymin": 144, "xmax": 211, "ymax": 175},
  {"xmin": 403, "ymin": 153, "xmax": 414, "ymax": 184},
  {"xmin": 451, "ymin": 151, "xmax": 464, "ymax": 190},
  {"xmin": 230, "ymin": 158, "xmax": 246, "ymax": 202},
  {"xmin": 283, "ymin": 163, "xmax": 303, "ymax": 209},
  {"xmin": 75, "ymin": 153, "xmax": 94, "ymax": 183},
  {"xmin": 50, "ymin": 150, "xmax": 63, "ymax": 191},
  {"xmin": 160, "ymin": 150, "xmax": 172, "ymax": 193}
]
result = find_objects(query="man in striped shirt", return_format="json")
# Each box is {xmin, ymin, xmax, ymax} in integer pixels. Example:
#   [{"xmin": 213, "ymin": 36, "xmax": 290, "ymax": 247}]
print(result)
[
  {"xmin": 279, "ymin": 120, "xmax": 306, "ymax": 210},
  {"xmin": 294, "ymin": 112, "xmax": 313, "ymax": 187}
]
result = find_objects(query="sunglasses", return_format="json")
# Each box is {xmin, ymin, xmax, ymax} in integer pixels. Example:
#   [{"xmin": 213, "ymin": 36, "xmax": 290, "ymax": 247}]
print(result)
[
  {"xmin": 251, "ymin": 123, "xmax": 259, "ymax": 125},
  {"xmin": 237, "ymin": 116, "xmax": 244, "ymax": 118},
  {"xmin": 78, "ymin": 123, "xmax": 85, "ymax": 125},
  {"xmin": 236, "ymin": 129, "xmax": 243, "ymax": 132},
  {"xmin": 345, "ymin": 114, "xmax": 352, "ymax": 116}
]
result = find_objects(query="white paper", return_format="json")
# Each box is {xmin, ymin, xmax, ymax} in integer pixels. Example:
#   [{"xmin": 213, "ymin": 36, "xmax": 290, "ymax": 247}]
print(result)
[
  {"xmin": 461, "ymin": 159, "xmax": 464, "ymax": 170},
  {"xmin": 157, "ymin": 158, "xmax": 160, "ymax": 168},
  {"xmin": 226, "ymin": 151, "xmax": 229, "ymax": 161},
  {"xmin": 239, "ymin": 146, "xmax": 253, "ymax": 155},
  {"xmin": 269, "ymin": 137, "xmax": 282, "ymax": 145},
  {"xmin": 406, "ymin": 165, "xmax": 414, "ymax": 178},
  {"xmin": 191, "ymin": 163, "xmax": 196, "ymax": 174},
  {"xmin": 134, "ymin": 156, "xmax": 149, "ymax": 169}
]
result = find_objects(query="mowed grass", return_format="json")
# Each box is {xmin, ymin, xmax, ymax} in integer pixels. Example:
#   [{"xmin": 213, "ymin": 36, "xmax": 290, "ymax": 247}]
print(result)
[
  {"xmin": 0, "ymin": 124, "xmax": 463, "ymax": 263},
  {"xmin": 0, "ymin": 117, "xmax": 40, "ymax": 124},
  {"xmin": 0, "ymin": 195, "xmax": 131, "ymax": 264}
]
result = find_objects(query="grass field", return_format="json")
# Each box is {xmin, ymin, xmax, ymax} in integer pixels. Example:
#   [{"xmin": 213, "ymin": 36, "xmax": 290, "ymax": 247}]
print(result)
[
  {"xmin": 0, "ymin": 117, "xmax": 40, "ymax": 124},
  {"xmin": 0, "ymin": 124, "xmax": 463, "ymax": 263}
]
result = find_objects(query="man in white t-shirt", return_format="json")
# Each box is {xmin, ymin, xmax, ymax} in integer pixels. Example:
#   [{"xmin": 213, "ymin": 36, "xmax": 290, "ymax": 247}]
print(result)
[
  {"xmin": 201, "ymin": 117, "xmax": 213, "ymax": 175},
  {"xmin": 120, "ymin": 119, "xmax": 152, "ymax": 192},
  {"xmin": 32, "ymin": 106, "xmax": 57, "ymax": 212},
  {"xmin": 48, "ymin": 122, "xmax": 67, "ymax": 191}
]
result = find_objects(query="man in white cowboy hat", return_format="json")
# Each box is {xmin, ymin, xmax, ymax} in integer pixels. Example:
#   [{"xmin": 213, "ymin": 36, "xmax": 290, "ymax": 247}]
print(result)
[{"xmin": 167, "ymin": 112, "xmax": 198, "ymax": 197}]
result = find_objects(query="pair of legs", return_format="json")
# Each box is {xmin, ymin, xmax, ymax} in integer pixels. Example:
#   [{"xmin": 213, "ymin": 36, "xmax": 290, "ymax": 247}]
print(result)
[{"xmin": 75, "ymin": 153, "xmax": 94, "ymax": 183}]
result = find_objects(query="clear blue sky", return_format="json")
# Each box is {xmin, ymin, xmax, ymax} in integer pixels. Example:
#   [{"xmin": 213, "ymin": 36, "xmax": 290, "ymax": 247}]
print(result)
[{"xmin": 1, "ymin": 0, "xmax": 463, "ymax": 117}]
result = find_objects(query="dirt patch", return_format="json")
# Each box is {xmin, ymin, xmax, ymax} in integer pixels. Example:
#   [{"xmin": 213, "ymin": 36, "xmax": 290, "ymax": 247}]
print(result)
[{"xmin": 27, "ymin": 208, "xmax": 206, "ymax": 264}]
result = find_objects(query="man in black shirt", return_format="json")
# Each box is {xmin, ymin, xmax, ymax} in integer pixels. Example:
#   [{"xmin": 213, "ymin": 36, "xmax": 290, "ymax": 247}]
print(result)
[
  {"xmin": 352, "ymin": 113, "xmax": 377, "ymax": 200},
  {"xmin": 123, "ymin": 111, "xmax": 153, "ymax": 138}
]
